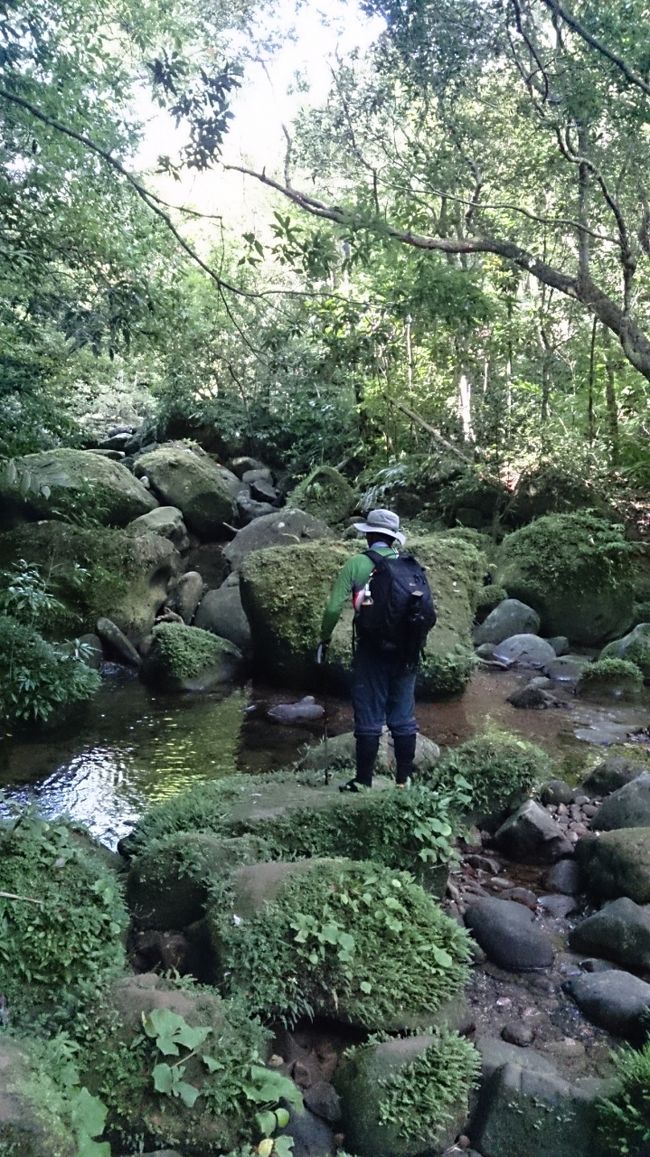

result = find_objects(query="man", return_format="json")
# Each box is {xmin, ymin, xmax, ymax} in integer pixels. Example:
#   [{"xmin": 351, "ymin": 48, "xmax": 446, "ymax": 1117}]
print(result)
[{"xmin": 317, "ymin": 508, "xmax": 419, "ymax": 792}]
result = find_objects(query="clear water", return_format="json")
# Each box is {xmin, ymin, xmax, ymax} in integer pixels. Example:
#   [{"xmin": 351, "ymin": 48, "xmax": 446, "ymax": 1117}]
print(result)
[{"xmin": 1, "ymin": 666, "xmax": 648, "ymax": 848}]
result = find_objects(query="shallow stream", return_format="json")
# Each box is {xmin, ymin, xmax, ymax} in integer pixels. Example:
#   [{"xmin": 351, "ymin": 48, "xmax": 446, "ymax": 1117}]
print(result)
[{"xmin": 1, "ymin": 665, "xmax": 648, "ymax": 848}]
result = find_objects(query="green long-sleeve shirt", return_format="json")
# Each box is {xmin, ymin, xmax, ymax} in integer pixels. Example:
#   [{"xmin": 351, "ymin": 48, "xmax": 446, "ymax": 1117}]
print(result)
[{"xmin": 320, "ymin": 543, "xmax": 399, "ymax": 642}]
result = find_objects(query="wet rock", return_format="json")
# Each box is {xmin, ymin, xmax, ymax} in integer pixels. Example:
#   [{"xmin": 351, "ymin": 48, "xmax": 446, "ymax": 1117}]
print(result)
[
  {"xmin": 538, "ymin": 894, "xmax": 579, "ymax": 918},
  {"xmin": 303, "ymin": 1081, "xmax": 342, "ymax": 1124},
  {"xmin": 547, "ymin": 636, "xmax": 569, "ymax": 656},
  {"xmin": 506, "ymin": 685, "xmax": 560, "ymax": 709},
  {"xmin": 127, "ymin": 506, "xmax": 190, "ymax": 552},
  {"xmin": 564, "ymin": 969, "xmax": 650, "ymax": 1041},
  {"xmin": 541, "ymin": 780, "xmax": 574, "ymax": 806},
  {"xmin": 464, "ymin": 897, "xmax": 554, "ymax": 971},
  {"xmin": 231, "ymin": 456, "xmax": 267, "ymax": 478},
  {"xmin": 170, "ymin": 571, "xmax": 205, "ymax": 625},
  {"xmin": 242, "ymin": 467, "xmax": 274, "ymax": 485},
  {"xmin": 528, "ymin": 675, "xmax": 554, "ymax": 689},
  {"xmin": 581, "ymin": 754, "xmax": 647, "ymax": 796},
  {"xmin": 579, "ymin": 957, "xmax": 615, "ymax": 973},
  {"xmin": 507, "ymin": 887, "xmax": 538, "ymax": 910},
  {"xmin": 251, "ymin": 477, "xmax": 281, "ymax": 504},
  {"xmin": 475, "ymin": 642, "xmax": 496, "ymax": 659},
  {"xmin": 493, "ymin": 634, "xmax": 557, "ymax": 669},
  {"xmin": 473, "ymin": 599, "xmax": 541, "ymax": 646},
  {"xmin": 194, "ymin": 581, "xmax": 251, "ymax": 655},
  {"xmin": 475, "ymin": 1036, "xmax": 557, "ymax": 1079},
  {"xmin": 500, "ymin": 1022, "xmax": 535, "ymax": 1047},
  {"xmin": 544, "ymin": 654, "xmax": 590, "ymax": 683},
  {"xmin": 75, "ymin": 632, "xmax": 103, "ymax": 669},
  {"xmin": 543, "ymin": 859, "xmax": 581, "ymax": 895},
  {"xmin": 470, "ymin": 1060, "xmax": 613, "ymax": 1157},
  {"xmin": 569, "ymin": 896, "xmax": 650, "ymax": 970},
  {"xmin": 236, "ymin": 493, "xmax": 275, "ymax": 524},
  {"xmin": 96, "ymin": 616, "xmax": 141, "ymax": 667},
  {"xmin": 277, "ymin": 1105, "xmax": 336, "ymax": 1157},
  {"xmin": 494, "ymin": 800, "xmax": 574, "ymax": 864},
  {"xmin": 185, "ymin": 543, "xmax": 229, "ymax": 590},
  {"xmin": 267, "ymin": 696, "xmax": 325, "ymax": 723},
  {"xmin": 592, "ymin": 773, "xmax": 650, "ymax": 831}
]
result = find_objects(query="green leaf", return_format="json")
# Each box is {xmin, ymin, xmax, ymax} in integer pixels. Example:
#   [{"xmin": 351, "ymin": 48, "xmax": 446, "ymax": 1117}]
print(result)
[
  {"xmin": 152, "ymin": 1063, "xmax": 174, "ymax": 1095},
  {"xmin": 256, "ymin": 1109, "xmax": 277, "ymax": 1136},
  {"xmin": 275, "ymin": 1107, "xmax": 290, "ymax": 1128},
  {"xmin": 274, "ymin": 1137, "xmax": 295, "ymax": 1157},
  {"xmin": 177, "ymin": 1080, "xmax": 201, "ymax": 1108},
  {"xmin": 70, "ymin": 1088, "xmax": 107, "ymax": 1139}
]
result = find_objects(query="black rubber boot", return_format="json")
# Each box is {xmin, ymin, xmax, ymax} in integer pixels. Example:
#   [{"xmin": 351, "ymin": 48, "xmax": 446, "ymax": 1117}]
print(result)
[
  {"xmin": 393, "ymin": 732, "xmax": 417, "ymax": 785},
  {"xmin": 354, "ymin": 733, "xmax": 381, "ymax": 787}
]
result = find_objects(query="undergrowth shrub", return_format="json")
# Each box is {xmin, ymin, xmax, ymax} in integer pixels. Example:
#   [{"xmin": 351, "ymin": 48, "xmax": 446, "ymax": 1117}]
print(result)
[
  {"xmin": 122, "ymin": 774, "xmax": 466, "ymax": 882},
  {"xmin": 597, "ymin": 1041, "xmax": 650, "ymax": 1155},
  {"xmin": 424, "ymin": 730, "xmax": 550, "ymax": 817},
  {"xmin": 417, "ymin": 648, "xmax": 475, "ymax": 697},
  {"xmin": 0, "ymin": 615, "xmax": 100, "ymax": 729},
  {"xmin": 0, "ymin": 816, "xmax": 127, "ymax": 1021},
  {"xmin": 211, "ymin": 859, "xmax": 472, "ymax": 1028}
]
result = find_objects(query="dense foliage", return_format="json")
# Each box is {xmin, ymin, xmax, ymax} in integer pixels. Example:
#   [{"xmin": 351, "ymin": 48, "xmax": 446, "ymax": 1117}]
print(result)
[
  {"xmin": 597, "ymin": 1042, "xmax": 650, "ymax": 1155},
  {"xmin": 425, "ymin": 730, "xmax": 551, "ymax": 817},
  {"xmin": 0, "ymin": 615, "xmax": 100, "ymax": 727}
]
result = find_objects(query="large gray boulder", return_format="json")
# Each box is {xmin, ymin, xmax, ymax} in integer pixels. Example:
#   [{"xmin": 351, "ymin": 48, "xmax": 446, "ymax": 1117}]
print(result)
[
  {"xmin": 582, "ymin": 755, "xmax": 647, "ymax": 796},
  {"xmin": 224, "ymin": 508, "xmax": 333, "ymax": 571},
  {"xmin": 470, "ymin": 1060, "xmax": 613, "ymax": 1157},
  {"xmin": 576, "ymin": 828, "xmax": 650, "ymax": 903},
  {"xmin": 543, "ymin": 655, "xmax": 591, "ymax": 684},
  {"xmin": 564, "ymin": 969, "xmax": 650, "ymax": 1041},
  {"xmin": 464, "ymin": 897, "xmax": 553, "ymax": 970},
  {"xmin": 0, "ymin": 448, "xmax": 157, "ymax": 529},
  {"xmin": 473, "ymin": 599, "xmax": 540, "ymax": 646},
  {"xmin": 126, "ymin": 506, "xmax": 190, "ymax": 552},
  {"xmin": 493, "ymin": 634, "xmax": 557, "ymax": 669},
  {"xmin": 134, "ymin": 446, "xmax": 236, "ymax": 538},
  {"xmin": 592, "ymin": 773, "xmax": 650, "ymax": 831},
  {"xmin": 494, "ymin": 800, "xmax": 574, "ymax": 863},
  {"xmin": 569, "ymin": 897, "xmax": 650, "ymax": 970},
  {"xmin": 194, "ymin": 577, "xmax": 251, "ymax": 654},
  {"xmin": 169, "ymin": 571, "xmax": 205, "ymax": 624}
]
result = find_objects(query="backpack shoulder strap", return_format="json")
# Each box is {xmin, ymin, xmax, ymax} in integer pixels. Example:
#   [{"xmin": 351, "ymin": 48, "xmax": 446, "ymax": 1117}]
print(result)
[{"xmin": 364, "ymin": 548, "xmax": 389, "ymax": 567}]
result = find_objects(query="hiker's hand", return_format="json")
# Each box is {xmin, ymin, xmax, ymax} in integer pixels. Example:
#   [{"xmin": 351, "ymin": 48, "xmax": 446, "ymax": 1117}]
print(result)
[{"xmin": 316, "ymin": 641, "xmax": 328, "ymax": 665}]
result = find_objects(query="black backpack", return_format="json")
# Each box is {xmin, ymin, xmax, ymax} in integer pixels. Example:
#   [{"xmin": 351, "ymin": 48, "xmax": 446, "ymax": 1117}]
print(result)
[{"xmin": 354, "ymin": 549, "xmax": 437, "ymax": 664}]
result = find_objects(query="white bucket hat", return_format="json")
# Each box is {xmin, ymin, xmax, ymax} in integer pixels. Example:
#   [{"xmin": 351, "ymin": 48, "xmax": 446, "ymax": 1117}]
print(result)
[{"xmin": 353, "ymin": 508, "xmax": 406, "ymax": 545}]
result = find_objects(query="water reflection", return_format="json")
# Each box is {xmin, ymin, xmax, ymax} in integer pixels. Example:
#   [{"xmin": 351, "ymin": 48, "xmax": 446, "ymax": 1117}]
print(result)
[{"xmin": 0, "ymin": 666, "xmax": 647, "ymax": 849}]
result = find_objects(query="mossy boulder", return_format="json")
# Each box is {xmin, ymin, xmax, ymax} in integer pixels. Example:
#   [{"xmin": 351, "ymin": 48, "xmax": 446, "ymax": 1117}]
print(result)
[
  {"xmin": 0, "ymin": 816, "xmax": 128, "ymax": 1021},
  {"xmin": 288, "ymin": 466, "xmax": 356, "ymax": 525},
  {"xmin": 0, "ymin": 1038, "xmax": 88, "ymax": 1156},
  {"xmin": 575, "ymin": 658, "xmax": 644, "ymax": 701},
  {"xmin": 601, "ymin": 622, "xmax": 650, "ymax": 681},
  {"xmin": 134, "ymin": 445, "xmax": 236, "ymax": 538},
  {"xmin": 140, "ymin": 622, "xmax": 243, "ymax": 691},
  {"xmin": 300, "ymin": 729, "xmax": 440, "ymax": 776},
  {"xmin": 423, "ymin": 730, "xmax": 551, "ymax": 822},
  {"xmin": 335, "ymin": 1031, "xmax": 479, "ymax": 1157},
  {"xmin": 576, "ymin": 828, "xmax": 650, "ymax": 903},
  {"xmin": 224, "ymin": 508, "xmax": 333, "ymax": 571},
  {"xmin": 121, "ymin": 773, "xmax": 460, "ymax": 889},
  {"xmin": 79, "ymin": 973, "xmax": 273, "ymax": 1156},
  {"xmin": 0, "ymin": 521, "xmax": 179, "ymax": 639},
  {"xmin": 495, "ymin": 513, "xmax": 635, "ymax": 645},
  {"xmin": 127, "ymin": 832, "xmax": 270, "ymax": 929},
  {"xmin": 0, "ymin": 448, "xmax": 157, "ymax": 530},
  {"xmin": 209, "ymin": 859, "xmax": 472, "ymax": 1031},
  {"xmin": 240, "ymin": 534, "xmax": 485, "ymax": 696},
  {"xmin": 508, "ymin": 465, "xmax": 612, "ymax": 525}
]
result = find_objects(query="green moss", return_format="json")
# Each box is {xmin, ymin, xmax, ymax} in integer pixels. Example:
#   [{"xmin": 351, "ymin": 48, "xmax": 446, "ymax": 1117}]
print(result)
[
  {"xmin": 425, "ymin": 729, "xmax": 551, "ymax": 817},
  {"xmin": 377, "ymin": 1030, "xmax": 479, "ymax": 1144},
  {"xmin": 576, "ymin": 658, "xmax": 644, "ymax": 699},
  {"xmin": 211, "ymin": 859, "xmax": 472, "ymax": 1029},
  {"xmin": 289, "ymin": 465, "xmax": 356, "ymax": 525},
  {"xmin": 149, "ymin": 622, "xmax": 233, "ymax": 679},
  {"xmin": 122, "ymin": 773, "xmax": 463, "ymax": 886},
  {"xmin": 0, "ymin": 615, "xmax": 100, "ymax": 728},
  {"xmin": 0, "ymin": 816, "xmax": 128, "ymax": 1022},
  {"xmin": 597, "ymin": 1041, "xmax": 650, "ymax": 1155},
  {"xmin": 76, "ymin": 976, "xmax": 273, "ymax": 1156},
  {"xmin": 0, "ymin": 521, "xmax": 176, "ymax": 639},
  {"xmin": 474, "ymin": 584, "xmax": 508, "ymax": 617},
  {"xmin": 496, "ymin": 513, "xmax": 636, "ymax": 644}
]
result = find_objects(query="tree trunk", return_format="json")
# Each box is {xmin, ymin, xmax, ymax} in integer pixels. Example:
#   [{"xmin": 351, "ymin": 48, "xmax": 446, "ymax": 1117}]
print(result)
[{"xmin": 602, "ymin": 328, "xmax": 621, "ymax": 466}]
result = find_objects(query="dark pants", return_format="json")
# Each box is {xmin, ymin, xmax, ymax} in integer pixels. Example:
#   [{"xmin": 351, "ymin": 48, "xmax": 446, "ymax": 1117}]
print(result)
[{"xmin": 351, "ymin": 643, "xmax": 417, "ymax": 785}]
